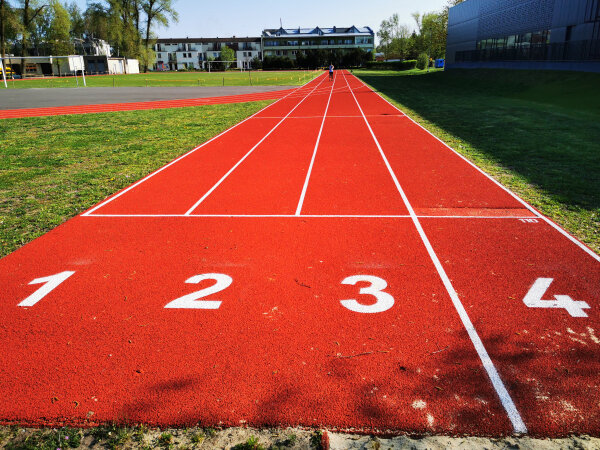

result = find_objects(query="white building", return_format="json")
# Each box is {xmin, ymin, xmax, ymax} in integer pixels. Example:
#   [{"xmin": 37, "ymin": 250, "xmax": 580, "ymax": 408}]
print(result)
[{"xmin": 154, "ymin": 37, "xmax": 262, "ymax": 70}]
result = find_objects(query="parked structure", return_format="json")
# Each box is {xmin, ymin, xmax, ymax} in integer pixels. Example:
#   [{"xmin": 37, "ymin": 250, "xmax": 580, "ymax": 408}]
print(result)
[
  {"xmin": 154, "ymin": 37, "xmax": 262, "ymax": 70},
  {"xmin": 446, "ymin": 0, "xmax": 600, "ymax": 72},
  {"xmin": 261, "ymin": 26, "xmax": 375, "ymax": 61}
]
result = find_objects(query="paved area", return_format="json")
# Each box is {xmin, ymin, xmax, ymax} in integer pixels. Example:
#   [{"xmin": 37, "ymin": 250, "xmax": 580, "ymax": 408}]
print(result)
[{"xmin": 0, "ymin": 86, "xmax": 295, "ymax": 110}]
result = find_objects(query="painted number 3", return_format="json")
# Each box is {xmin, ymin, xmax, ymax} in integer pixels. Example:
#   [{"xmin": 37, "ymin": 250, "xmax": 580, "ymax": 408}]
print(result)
[{"xmin": 340, "ymin": 275, "xmax": 395, "ymax": 314}]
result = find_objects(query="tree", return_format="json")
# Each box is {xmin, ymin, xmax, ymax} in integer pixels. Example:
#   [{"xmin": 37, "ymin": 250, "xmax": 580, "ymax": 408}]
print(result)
[
  {"xmin": 142, "ymin": 0, "xmax": 177, "ymax": 72},
  {"xmin": 47, "ymin": 0, "xmax": 72, "ymax": 54},
  {"xmin": 83, "ymin": 2, "xmax": 110, "ymax": 41},
  {"xmin": 377, "ymin": 13, "xmax": 412, "ymax": 61},
  {"xmin": 66, "ymin": 1, "xmax": 84, "ymax": 39},
  {"xmin": 19, "ymin": 0, "xmax": 48, "ymax": 57},
  {"xmin": 219, "ymin": 44, "xmax": 234, "ymax": 69}
]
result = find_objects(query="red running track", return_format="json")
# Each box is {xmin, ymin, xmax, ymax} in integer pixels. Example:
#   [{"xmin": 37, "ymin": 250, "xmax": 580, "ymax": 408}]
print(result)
[
  {"xmin": 0, "ymin": 71, "xmax": 598, "ymax": 436},
  {"xmin": 0, "ymin": 89, "xmax": 295, "ymax": 119}
]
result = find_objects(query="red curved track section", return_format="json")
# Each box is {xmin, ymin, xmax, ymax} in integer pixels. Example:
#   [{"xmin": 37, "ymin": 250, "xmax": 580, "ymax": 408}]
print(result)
[
  {"xmin": 0, "ymin": 89, "xmax": 295, "ymax": 119},
  {"xmin": 0, "ymin": 71, "xmax": 598, "ymax": 436}
]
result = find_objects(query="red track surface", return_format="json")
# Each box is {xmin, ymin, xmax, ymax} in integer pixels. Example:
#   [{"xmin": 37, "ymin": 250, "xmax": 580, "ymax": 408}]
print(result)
[
  {"xmin": 0, "ymin": 71, "xmax": 598, "ymax": 436},
  {"xmin": 0, "ymin": 89, "xmax": 294, "ymax": 119}
]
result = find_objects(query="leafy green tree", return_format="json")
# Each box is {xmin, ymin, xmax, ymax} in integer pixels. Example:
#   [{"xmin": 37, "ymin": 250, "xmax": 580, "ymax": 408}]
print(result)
[
  {"xmin": 66, "ymin": 1, "xmax": 84, "ymax": 39},
  {"xmin": 219, "ymin": 44, "xmax": 234, "ymax": 69},
  {"xmin": 18, "ymin": 0, "xmax": 48, "ymax": 56},
  {"xmin": 48, "ymin": 0, "xmax": 73, "ymax": 55},
  {"xmin": 142, "ymin": 0, "xmax": 177, "ymax": 71},
  {"xmin": 83, "ymin": 2, "xmax": 110, "ymax": 40}
]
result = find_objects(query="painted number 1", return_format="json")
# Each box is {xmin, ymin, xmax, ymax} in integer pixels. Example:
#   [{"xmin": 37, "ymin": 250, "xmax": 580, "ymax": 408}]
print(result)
[
  {"xmin": 340, "ymin": 275, "xmax": 395, "ymax": 313},
  {"xmin": 18, "ymin": 271, "xmax": 75, "ymax": 307}
]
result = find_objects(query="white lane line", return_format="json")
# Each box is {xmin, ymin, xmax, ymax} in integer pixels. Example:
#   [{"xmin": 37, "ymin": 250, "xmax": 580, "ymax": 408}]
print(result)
[
  {"xmin": 81, "ymin": 73, "xmax": 325, "ymax": 217},
  {"xmin": 85, "ymin": 213, "xmax": 536, "ymax": 219},
  {"xmin": 183, "ymin": 74, "xmax": 329, "ymax": 216},
  {"xmin": 294, "ymin": 73, "xmax": 337, "ymax": 216},
  {"xmin": 342, "ymin": 70, "xmax": 528, "ymax": 434},
  {"xmin": 252, "ymin": 114, "xmax": 405, "ymax": 119},
  {"xmin": 350, "ymin": 75, "xmax": 600, "ymax": 263}
]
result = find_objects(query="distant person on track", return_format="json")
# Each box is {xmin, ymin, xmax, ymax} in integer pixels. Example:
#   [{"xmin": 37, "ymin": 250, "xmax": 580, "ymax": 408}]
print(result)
[{"xmin": 329, "ymin": 64, "xmax": 334, "ymax": 81}]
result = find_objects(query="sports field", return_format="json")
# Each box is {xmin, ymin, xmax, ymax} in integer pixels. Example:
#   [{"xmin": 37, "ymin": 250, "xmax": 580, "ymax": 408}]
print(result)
[
  {"xmin": 1, "ymin": 70, "xmax": 320, "ymax": 89},
  {"xmin": 0, "ymin": 71, "xmax": 598, "ymax": 437}
]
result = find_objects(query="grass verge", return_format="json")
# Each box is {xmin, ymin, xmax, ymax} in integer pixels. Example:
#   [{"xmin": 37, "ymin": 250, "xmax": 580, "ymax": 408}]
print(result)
[
  {"xmin": 354, "ymin": 69, "xmax": 600, "ymax": 254},
  {"xmin": 2, "ymin": 70, "xmax": 320, "ymax": 89},
  {"xmin": 0, "ymin": 101, "xmax": 273, "ymax": 258}
]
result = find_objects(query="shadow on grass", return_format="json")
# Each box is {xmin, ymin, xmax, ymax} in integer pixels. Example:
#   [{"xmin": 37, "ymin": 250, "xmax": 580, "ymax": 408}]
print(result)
[{"xmin": 355, "ymin": 69, "xmax": 600, "ymax": 217}]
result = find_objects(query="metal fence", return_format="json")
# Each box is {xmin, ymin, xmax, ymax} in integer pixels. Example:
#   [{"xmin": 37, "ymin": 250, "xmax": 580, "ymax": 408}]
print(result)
[{"xmin": 455, "ymin": 39, "xmax": 600, "ymax": 62}]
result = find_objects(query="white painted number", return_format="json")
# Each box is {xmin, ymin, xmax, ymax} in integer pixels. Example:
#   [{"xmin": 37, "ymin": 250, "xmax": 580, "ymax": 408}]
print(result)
[
  {"xmin": 164, "ymin": 273, "xmax": 232, "ymax": 309},
  {"xmin": 523, "ymin": 278, "xmax": 590, "ymax": 318},
  {"xmin": 340, "ymin": 275, "xmax": 394, "ymax": 314},
  {"xmin": 18, "ymin": 271, "xmax": 75, "ymax": 307}
]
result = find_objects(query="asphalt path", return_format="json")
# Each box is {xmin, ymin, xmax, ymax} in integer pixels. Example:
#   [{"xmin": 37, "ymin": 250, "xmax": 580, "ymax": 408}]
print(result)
[{"xmin": 0, "ymin": 86, "xmax": 296, "ymax": 110}]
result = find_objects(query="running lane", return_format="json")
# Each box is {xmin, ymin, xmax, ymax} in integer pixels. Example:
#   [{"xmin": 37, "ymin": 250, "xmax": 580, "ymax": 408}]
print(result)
[
  {"xmin": 345, "ymin": 70, "xmax": 600, "ymax": 436},
  {"xmin": 298, "ymin": 74, "xmax": 408, "ymax": 216},
  {"xmin": 90, "ymin": 74, "xmax": 326, "ymax": 216}
]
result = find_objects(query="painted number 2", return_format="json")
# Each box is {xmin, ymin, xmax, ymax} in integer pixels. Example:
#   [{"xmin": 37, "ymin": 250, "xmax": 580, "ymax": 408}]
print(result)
[
  {"xmin": 164, "ymin": 273, "xmax": 232, "ymax": 309},
  {"xmin": 340, "ymin": 275, "xmax": 394, "ymax": 314},
  {"xmin": 18, "ymin": 271, "xmax": 75, "ymax": 307}
]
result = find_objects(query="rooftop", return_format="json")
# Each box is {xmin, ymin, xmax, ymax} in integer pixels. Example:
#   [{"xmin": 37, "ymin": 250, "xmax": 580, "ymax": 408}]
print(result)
[{"xmin": 262, "ymin": 26, "xmax": 374, "ymax": 37}]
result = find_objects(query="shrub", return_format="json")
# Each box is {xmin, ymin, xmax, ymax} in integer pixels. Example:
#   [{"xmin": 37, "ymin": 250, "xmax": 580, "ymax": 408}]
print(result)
[
  {"xmin": 365, "ymin": 60, "xmax": 417, "ymax": 71},
  {"xmin": 416, "ymin": 53, "xmax": 429, "ymax": 70}
]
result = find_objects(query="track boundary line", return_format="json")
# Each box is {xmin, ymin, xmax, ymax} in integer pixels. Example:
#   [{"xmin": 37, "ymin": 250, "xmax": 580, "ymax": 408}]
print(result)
[
  {"xmin": 183, "ymin": 74, "xmax": 329, "ymax": 216},
  {"xmin": 351, "ymin": 74, "xmax": 600, "ymax": 263},
  {"xmin": 81, "ymin": 73, "xmax": 324, "ymax": 217},
  {"xmin": 84, "ymin": 214, "xmax": 537, "ymax": 219},
  {"xmin": 342, "ymin": 70, "xmax": 528, "ymax": 434},
  {"xmin": 295, "ymin": 73, "xmax": 336, "ymax": 215}
]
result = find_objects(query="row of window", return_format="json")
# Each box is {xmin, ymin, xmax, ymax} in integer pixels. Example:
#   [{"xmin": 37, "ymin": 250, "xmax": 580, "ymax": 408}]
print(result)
[
  {"xmin": 264, "ymin": 38, "xmax": 371, "ymax": 47},
  {"xmin": 476, "ymin": 30, "xmax": 550, "ymax": 50}
]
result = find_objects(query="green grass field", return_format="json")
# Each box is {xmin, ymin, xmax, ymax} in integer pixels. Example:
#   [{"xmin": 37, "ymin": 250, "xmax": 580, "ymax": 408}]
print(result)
[
  {"xmin": 355, "ymin": 68, "xmax": 600, "ymax": 254},
  {"xmin": 0, "ymin": 101, "xmax": 273, "ymax": 258},
  {"xmin": 1, "ymin": 70, "xmax": 320, "ymax": 89}
]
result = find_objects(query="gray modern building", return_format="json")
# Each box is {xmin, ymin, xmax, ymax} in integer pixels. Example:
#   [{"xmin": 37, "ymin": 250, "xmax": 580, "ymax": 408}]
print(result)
[{"xmin": 446, "ymin": 0, "xmax": 600, "ymax": 72}]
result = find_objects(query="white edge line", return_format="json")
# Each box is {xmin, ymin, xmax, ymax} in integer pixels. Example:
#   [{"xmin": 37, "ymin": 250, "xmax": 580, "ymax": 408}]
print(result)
[
  {"xmin": 343, "ymin": 70, "xmax": 528, "ymax": 434},
  {"xmin": 81, "ymin": 72, "xmax": 324, "ymax": 217},
  {"xmin": 352, "ymin": 74, "xmax": 600, "ymax": 263},
  {"xmin": 295, "ymin": 73, "xmax": 336, "ymax": 215},
  {"xmin": 183, "ymin": 74, "xmax": 329, "ymax": 216}
]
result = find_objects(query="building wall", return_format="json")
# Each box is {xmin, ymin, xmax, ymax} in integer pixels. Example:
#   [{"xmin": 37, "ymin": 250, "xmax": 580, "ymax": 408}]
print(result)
[
  {"xmin": 154, "ymin": 39, "xmax": 261, "ymax": 70},
  {"xmin": 446, "ymin": 0, "xmax": 600, "ymax": 71}
]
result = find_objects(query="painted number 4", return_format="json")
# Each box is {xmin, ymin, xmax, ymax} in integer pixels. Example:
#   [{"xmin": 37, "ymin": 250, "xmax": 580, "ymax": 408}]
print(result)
[{"xmin": 523, "ymin": 278, "xmax": 590, "ymax": 318}]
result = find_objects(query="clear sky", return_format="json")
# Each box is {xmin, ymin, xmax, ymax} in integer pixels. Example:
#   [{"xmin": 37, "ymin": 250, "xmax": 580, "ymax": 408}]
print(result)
[{"xmin": 72, "ymin": 0, "xmax": 449, "ymax": 42}]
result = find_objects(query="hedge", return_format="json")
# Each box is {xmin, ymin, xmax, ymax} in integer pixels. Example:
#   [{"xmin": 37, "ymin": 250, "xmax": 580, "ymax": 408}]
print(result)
[{"xmin": 365, "ymin": 60, "xmax": 417, "ymax": 71}]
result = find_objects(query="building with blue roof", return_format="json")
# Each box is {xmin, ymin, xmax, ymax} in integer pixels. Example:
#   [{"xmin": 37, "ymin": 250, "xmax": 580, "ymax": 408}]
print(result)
[{"xmin": 261, "ymin": 26, "xmax": 375, "ymax": 60}]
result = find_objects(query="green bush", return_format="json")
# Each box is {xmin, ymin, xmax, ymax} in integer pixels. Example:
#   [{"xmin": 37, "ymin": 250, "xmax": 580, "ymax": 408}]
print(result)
[
  {"xmin": 365, "ymin": 60, "xmax": 416, "ymax": 71},
  {"xmin": 416, "ymin": 53, "xmax": 429, "ymax": 70}
]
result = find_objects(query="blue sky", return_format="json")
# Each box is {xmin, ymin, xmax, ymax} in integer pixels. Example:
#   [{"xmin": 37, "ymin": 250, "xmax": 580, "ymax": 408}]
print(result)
[{"xmin": 72, "ymin": 0, "xmax": 449, "ymax": 42}]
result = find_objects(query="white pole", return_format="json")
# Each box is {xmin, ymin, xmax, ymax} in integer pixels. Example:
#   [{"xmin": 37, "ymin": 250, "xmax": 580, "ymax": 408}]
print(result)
[
  {"xmin": 81, "ymin": 68, "xmax": 86, "ymax": 87},
  {"xmin": 1, "ymin": 59, "xmax": 7, "ymax": 88}
]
